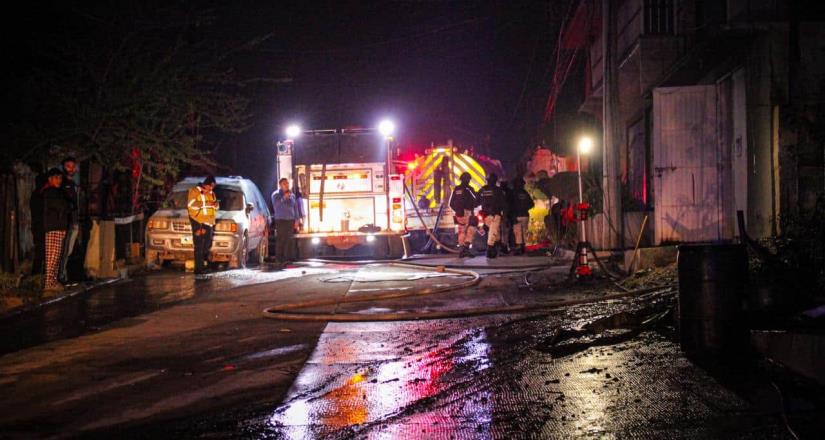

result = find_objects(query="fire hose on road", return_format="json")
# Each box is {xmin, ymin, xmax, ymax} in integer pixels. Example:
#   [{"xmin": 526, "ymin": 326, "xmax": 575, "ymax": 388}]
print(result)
[
  {"xmin": 261, "ymin": 184, "xmax": 660, "ymax": 322},
  {"xmin": 261, "ymin": 261, "xmax": 675, "ymax": 322}
]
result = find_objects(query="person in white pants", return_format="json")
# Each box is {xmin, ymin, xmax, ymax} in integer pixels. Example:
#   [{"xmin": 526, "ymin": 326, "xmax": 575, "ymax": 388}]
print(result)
[
  {"xmin": 448, "ymin": 172, "xmax": 480, "ymax": 258},
  {"xmin": 477, "ymin": 174, "xmax": 507, "ymax": 259}
]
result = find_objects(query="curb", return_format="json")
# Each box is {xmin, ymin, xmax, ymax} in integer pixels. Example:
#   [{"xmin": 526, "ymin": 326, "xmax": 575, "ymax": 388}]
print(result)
[{"xmin": 0, "ymin": 264, "xmax": 143, "ymax": 321}]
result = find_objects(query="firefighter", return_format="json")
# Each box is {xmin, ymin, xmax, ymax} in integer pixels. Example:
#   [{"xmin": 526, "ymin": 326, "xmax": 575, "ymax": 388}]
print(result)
[
  {"xmin": 478, "ymin": 173, "xmax": 507, "ymax": 259},
  {"xmin": 448, "ymin": 172, "xmax": 479, "ymax": 258},
  {"xmin": 187, "ymin": 175, "xmax": 218, "ymax": 275},
  {"xmin": 509, "ymin": 177, "xmax": 534, "ymax": 256}
]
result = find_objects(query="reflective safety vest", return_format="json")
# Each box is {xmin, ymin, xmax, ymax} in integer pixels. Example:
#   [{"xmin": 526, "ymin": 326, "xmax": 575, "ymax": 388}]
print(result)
[{"xmin": 187, "ymin": 185, "xmax": 217, "ymax": 225}]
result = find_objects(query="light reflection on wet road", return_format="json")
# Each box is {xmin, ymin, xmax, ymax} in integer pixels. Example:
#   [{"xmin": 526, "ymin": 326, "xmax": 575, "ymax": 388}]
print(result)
[
  {"xmin": 0, "ymin": 266, "xmax": 337, "ymax": 355},
  {"xmin": 271, "ymin": 321, "xmax": 496, "ymax": 439},
  {"xmin": 259, "ymin": 290, "xmax": 816, "ymax": 439},
  {"xmin": 3, "ymin": 259, "xmax": 823, "ymax": 438}
]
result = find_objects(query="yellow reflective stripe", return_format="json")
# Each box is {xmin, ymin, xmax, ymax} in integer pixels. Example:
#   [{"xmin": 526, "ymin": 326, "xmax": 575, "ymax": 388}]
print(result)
[
  {"xmin": 419, "ymin": 154, "xmax": 444, "ymax": 181},
  {"xmin": 420, "ymin": 153, "xmax": 435, "ymax": 170},
  {"xmin": 453, "ymin": 154, "xmax": 485, "ymax": 186},
  {"xmin": 417, "ymin": 155, "xmax": 436, "ymax": 181}
]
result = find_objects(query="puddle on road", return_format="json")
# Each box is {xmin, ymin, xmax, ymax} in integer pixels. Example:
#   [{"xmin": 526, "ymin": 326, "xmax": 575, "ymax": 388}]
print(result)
[
  {"xmin": 255, "ymin": 289, "xmax": 816, "ymax": 439},
  {"xmin": 0, "ymin": 267, "xmax": 335, "ymax": 356},
  {"xmin": 270, "ymin": 324, "xmax": 496, "ymax": 438}
]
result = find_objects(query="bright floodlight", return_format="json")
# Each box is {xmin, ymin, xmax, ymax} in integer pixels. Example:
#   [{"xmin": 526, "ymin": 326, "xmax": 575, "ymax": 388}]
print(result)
[
  {"xmin": 378, "ymin": 119, "xmax": 395, "ymax": 137},
  {"xmin": 285, "ymin": 124, "xmax": 301, "ymax": 138},
  {"xmin": 578, "ymin": 136, "xmax": 594, "ymax": 155}
]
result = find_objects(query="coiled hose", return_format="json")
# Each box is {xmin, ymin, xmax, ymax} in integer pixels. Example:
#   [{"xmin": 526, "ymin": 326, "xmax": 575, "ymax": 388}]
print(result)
[{"xmin": 261, "ymin": 261, "xmax": 674, "ymax": 322}]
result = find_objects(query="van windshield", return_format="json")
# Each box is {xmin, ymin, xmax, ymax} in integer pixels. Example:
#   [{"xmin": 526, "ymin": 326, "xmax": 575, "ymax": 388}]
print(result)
[{"xmin": 164, "ymin": 185, "xmax": 245, "ymax": 211}]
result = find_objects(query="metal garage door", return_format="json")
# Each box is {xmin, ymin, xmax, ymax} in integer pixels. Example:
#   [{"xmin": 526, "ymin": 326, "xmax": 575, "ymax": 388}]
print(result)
[{"xmin": 652, "ymin": 85, "xmax": 732, "ymax": 244}]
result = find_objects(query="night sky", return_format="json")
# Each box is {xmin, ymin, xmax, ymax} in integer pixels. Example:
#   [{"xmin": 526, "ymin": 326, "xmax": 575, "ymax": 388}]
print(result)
[
  {"xmin": 212, "ymin": 1, "xmax": 567, "ymax": 190},
  {"xmin": 6, "ymin": 1, "xmax": 571, "ymax": 192}
]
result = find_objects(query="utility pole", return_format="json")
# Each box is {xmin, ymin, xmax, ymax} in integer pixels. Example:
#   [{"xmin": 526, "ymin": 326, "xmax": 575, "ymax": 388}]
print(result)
[{"xmin": 602, "ymin": 0, "xmax": 622, "ymax": 249}]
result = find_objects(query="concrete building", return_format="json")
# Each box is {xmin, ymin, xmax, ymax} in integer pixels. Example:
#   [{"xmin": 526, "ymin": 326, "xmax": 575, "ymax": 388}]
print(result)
[{"xmin": 559, "ymin": 0, "xmax": 825, "ymax": 249}]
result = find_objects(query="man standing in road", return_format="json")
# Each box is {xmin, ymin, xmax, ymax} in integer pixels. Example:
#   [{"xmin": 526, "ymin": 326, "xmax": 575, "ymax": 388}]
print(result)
[
  {"xmin": 59, "ymin": 156, "xmax": 80, "ymax": 283},
  {"xmin": 478, "ymin": 173, "xmax": 507, "ymax": 259},
  {"xmin": 509, "ymin": 177, "xmax": 534, "ymax": 256},
  {"xmin": 187, "ymin": 175, "xmax": 218, "ymax": 275},
  {"xmin": 271, "ymin": 178, "xmax": 300, "ymax": 267},
  {"xmin": 448, "ymin": 172, "xmax": 479, "ymax": 258}
]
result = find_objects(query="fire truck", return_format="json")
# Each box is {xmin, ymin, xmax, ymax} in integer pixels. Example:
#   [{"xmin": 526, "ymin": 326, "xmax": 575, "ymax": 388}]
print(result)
[{"xmin": 276, "ymin": 127, "xmax": 408, "ymax": 259}]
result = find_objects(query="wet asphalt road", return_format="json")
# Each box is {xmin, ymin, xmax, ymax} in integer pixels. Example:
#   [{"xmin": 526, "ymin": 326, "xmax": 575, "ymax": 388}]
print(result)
[
  {"xmin": 0, "ymin": 264, "xmax": 339, "ymax": 355},
  {"xmin": 1, "ymin": 258, "xmax": 824, "ymax": 439}
]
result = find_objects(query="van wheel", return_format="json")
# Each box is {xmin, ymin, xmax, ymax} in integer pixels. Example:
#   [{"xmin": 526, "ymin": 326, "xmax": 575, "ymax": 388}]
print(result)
[
  {"xmin": 256, "ymin": 232, "xmax": 268, "ymax": 265},
  {"xmin": 239, "ymin": 233, "xmax": 249, "ymax": 268},
  {"xmin": 230, "ymin": 233, "xmax": 248, "ymax": 269}
]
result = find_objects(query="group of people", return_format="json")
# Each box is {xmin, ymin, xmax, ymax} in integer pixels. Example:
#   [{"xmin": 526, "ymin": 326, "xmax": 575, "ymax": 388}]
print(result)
[
  {"xmin": 449, "ymin": 172, "xmax": 534, "ymax": 259},
  {"xmin": 30, "ymin": 157, "xmax": 81, "ymax": 292}
]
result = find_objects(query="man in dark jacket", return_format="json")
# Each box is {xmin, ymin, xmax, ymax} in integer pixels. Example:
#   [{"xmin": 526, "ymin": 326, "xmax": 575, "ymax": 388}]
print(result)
[
  {"xmin": 448, "ymin": 172, "xmax": 479, "ymax": 258},
  {"xmin": 271, "ymin": 178, "xmax": 301, "ymax": 266},
  {"xmin": 59, "ymin": 156, "xmax": 80, "ymax": 283},
  {"xmin": 42, "ymin": 168, "xmax": 70, "ymax": 292},
  {"xmin": 509, "ymin": 177, "xmax": 534, "ymax": 255},
  {"xmin": 478, "ymin": 173, "xmax": 507, "ymax": 258}
]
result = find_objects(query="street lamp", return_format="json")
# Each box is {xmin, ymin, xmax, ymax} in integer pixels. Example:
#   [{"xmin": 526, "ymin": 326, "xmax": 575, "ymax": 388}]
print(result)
[
  {"xmin": 575, "ymin": 136, "xmax": 594, "ymax": 277},
  {"xmin": 378, "ymin": 119, "xmax": 395, "ymax": 138},
  {"xmin": 378, "ymin": 119, "xmax": 396, "ymax": 230},
  {"xmin": 285, "ymin": 124, "xmax": 301, "ymax": 139},
  {"xmin": 576, "ymin": 136, "xmax": 593, "ymax": 244}
]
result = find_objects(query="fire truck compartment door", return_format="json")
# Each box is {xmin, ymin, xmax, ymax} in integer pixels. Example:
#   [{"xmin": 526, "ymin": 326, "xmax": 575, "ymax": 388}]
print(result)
[
  {"xmin": 310, "ymin": 169, "xmax": 373, "ymax": 194},
  {"xmin": 307, "ymin": 197, "xmax": 385, "ymax": 232}
]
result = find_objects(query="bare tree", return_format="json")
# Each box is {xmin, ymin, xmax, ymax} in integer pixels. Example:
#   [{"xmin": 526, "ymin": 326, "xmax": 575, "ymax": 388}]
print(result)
[{"xmin": 7, "ymin": 2, "xmax": 255, "ymax": 187}]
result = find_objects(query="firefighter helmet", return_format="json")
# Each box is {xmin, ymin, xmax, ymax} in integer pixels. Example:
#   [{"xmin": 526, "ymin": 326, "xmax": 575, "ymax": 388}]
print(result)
[{"xmin": 459, "ymin": 172, "xmax": 472, "ymax": 184}]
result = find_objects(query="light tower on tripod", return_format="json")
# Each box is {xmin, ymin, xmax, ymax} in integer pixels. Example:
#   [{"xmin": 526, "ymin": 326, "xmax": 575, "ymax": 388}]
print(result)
[{"xmin": 575, "ymin": 136, "xmax": 593, "ymax": 277}]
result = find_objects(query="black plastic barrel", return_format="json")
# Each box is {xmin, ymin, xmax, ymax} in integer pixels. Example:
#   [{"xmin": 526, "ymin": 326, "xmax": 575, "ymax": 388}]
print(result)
[{"xmin": 678, "ymin": 243, "xmax": 748, "ymax": 357}]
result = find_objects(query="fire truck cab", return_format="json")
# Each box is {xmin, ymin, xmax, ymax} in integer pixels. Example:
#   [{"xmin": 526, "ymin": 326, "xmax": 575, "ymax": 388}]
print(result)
[{"xmin": 276, "ymin": 128, "xmax": 408, "ymax": 259}]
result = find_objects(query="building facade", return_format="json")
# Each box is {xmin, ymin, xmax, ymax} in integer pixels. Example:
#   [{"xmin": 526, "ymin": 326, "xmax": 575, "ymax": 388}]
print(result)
[{"xmin": 562, "ymin": 0, "xmax": 825, "ymax": 248}]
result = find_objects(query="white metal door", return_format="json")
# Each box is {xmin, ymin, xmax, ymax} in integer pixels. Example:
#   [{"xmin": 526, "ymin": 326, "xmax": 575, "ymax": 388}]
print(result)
[{"xmin": 652, "ymin": 85, "xmax": 730, "ymax": 244}]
